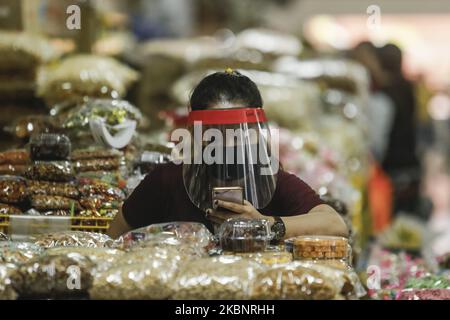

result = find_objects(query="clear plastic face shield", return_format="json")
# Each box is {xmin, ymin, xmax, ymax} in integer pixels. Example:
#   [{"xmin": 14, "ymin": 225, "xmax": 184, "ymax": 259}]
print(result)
[{"xmin": 176, "ymin": 108, "xmax": 279, "ymax": 212}]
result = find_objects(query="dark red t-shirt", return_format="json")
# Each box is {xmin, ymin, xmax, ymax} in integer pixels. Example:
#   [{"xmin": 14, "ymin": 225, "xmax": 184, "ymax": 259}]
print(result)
[{"xmin": 122, "ymin": 162, "xmax": 324, "ymax": 232}]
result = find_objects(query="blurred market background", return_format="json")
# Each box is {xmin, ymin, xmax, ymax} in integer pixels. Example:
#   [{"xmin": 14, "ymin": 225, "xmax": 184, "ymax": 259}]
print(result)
[{"xmin": 0, "ymin": 0, "xmax": 450, "ymax": 299}]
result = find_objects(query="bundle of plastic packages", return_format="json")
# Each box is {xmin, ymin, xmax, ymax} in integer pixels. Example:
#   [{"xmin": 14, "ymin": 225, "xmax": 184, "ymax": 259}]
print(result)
[
  {"xmin": 37, "ymin": 54, "xmax": 139, "ymax": 104},
  {"xmin": 32, "ymin": 231, "xmax": 115, "ymax": 249},
  {"xmin": 89, "ymin": 246, "xmax": 185, "ymax": 299},
  {"xmin": 249, "ymin": 261, "xmax": 341, "ymax": 300},
  {"xmin": 0, "ymin": 264, "xmax": 19, "ymax": 300},
  {"xmin": 119, "ymin": 222, "xmax": 216, "ymax": 254},
  {"xmin": 0, "ymin": 150, "xmax": 30, "ymax": 176},
  {"xmin": 171, "ymin": 255, "xmax": 264, "ymax": 300},
  {"xmin": 13, "ymin": 252, "xmax": 95, "ymax": 299},
  {"xmin": 0, "ymin": 175, "xmax": 28, "ymax": 204},
  {"xmin": 0, "ymin": 242, "xmax": 43, "ymax": 264}
]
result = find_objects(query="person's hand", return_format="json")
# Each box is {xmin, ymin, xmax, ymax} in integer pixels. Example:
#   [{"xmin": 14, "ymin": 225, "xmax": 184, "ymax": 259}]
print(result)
[{"xmin": 205, "ymin": 200, "xmax": 269, "ymax": 225}]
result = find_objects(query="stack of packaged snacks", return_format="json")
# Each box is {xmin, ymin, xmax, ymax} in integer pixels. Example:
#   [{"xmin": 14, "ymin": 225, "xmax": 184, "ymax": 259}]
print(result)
[
  {"xmin": 0, "ymin": 150, "xmax": 30, "ymax": 176},
  {"xmin": 71, "ymin": 147, "xmax": 126, "ymax": 188},
  {"xmin": 0, "ymin": 176, "xmax": 27, "ymax": 228},
  {"xmin": 25, "ymin": 134, "xmax": 78, "ymax": 217}
]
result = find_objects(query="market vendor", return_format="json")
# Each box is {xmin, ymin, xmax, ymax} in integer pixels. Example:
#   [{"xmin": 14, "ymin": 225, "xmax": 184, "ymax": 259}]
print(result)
[{"xmin": 108, "ymin": 70, "xmax": 348, "ymax": 241}]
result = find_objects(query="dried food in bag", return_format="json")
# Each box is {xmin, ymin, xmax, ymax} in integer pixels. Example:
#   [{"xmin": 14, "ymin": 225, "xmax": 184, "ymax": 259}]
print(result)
[
  {"xmin": 120, "ymin": 222, "xmax": 215, "ymax": 251},
  {"xmin": 79, "ymin": 196, "xmax": 121, "ymax": 211},
  {"xmin": 0, "ymin": 264, "xmax": 19, "ymax": 300},
  {"xmin": 249, "ymin": 262, "xmax": 339, "ymax": 300},
  {"xmin": 46, "ymin": 247, "xmax": 124, "ymax": 272},
  {"xmin": 27, "ymin": 180, "xmax": 79, "ymax": 199},
  {"xmin": 30, "ymin": 195, "xmax": 81, "ymax": 211},
  {"xmin": 218, "ymin": 218, "xmax": 272, "ymax": 253},
  {"xmin": 25, "ymin": 161, "xmax": 75, "ymax": 182},
  {"xmin": 0, "ymin": 176, "xmax": 27, "ymax": 203},
  {"xmin": 76, "ymin": 170, "xmax": 124, "ymax": 187},
  {"xmin": 29, "ymin": 133, "xmax": 71, "ymax": 161},
  {"xmin": 0, "ymin": 150, "xmax": 29, "ymax": 165},
  {"xmin": 77, "ymin": 178, "xmax": 125, "ymax": 200},
  {"xmin": 62, "ymin": 98, "xmax": 142, "ymax": 130},
  {"xmin": 231, "ymin": 251, "xmax": 293, "ymax": 266},
  {"xmin": 33, "ymin": 231, "xmax": 114, "ymax": 248},
  {"xmin": 171, "ymin": 256, "xmax": 263, "ymax": 300},
  {"xmin": 0, "ymin": 203, "xmax": 22, "ymax": 215},
  {"xmin": 14, "ymin": 253, "xmax": 95, "ymax": 298},
  {"xmin": 89, "ymin": 246, "xmax": 183, "ymax": 299},
  {"xmin": 38, "ymin": 55, "xmax": 139, "ymax": 102},
  {"xmin": 0, "ymin": 164, "xmax": 28, "ymax": 176},
  {"xmin": 0, "ymin": 242, "xmax": 43, "ymax": 264},
  {"xmin": 39, "ymin": 210, "xmax": 71, "ymax": 216},
  {"xmin": 76, "ymin": 209, "xmax": 118, "ymax": 219},
  {"xmin": 73, "ymin": 158, "xmax": 121, "ymax": 173},
  {"xmin": 71, "ymin": 148, "xmax": 123, "ymax": 160}
]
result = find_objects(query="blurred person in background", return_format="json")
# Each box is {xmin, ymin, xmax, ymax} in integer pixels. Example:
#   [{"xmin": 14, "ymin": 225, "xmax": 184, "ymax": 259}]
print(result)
[
  {"xmin": 377, "ymin": 43, "xmax": 425, "ymax": 218},
  {"xmin": 350, "ymin": 41, "xmax": 395, "ymax": 232}
]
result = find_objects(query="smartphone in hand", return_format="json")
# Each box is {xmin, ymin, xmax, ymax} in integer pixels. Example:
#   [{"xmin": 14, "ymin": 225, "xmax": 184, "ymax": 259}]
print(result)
[{"xmin": 212, "ymin": 186, "xmax": 244, "ymax": 212}]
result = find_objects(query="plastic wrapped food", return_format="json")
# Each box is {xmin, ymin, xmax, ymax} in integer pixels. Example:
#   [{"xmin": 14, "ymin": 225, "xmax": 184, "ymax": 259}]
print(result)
[
  {"xmin": 0, "ymin": 176, "xmax": 27, "ymax": 204},
  {"xmin": 27, "ymin": 180, "xmax": 79, "ymax": 199},
  {"xmin": 45, "ymin": 247, "xmax": 124, "ymax": 272},
  {"xmin": 172, "ymin": 256, "xmax": 263, "ymax": 300},
  {"xmin": 31, "ymin": 195, "xmax": 81, "ymax": 211},
  {"xmin": 397, "ymin": 289, "xmax": 450, "ymax": 300},
  {"xmin": 405, "ymin": 275, "xmax": 450, "ymax": 289},
  {"xmin": 29, "ymin": 134, "xmax": 71, "ymax": 161},
  {"xmin": 0, "ymin": 264, "xmax": 18, "ymax": 300},
  {"xmin": 89, "ymin": 246, "xmax": 183, "ymax": 299},
  {"xmin": 14, "ymin": 253, "xmax": 95, "ymax": 298},
  {"xmin": 0, "ymin": 242, "xmax": 43, "ymax": 264},
  {"xmin": 0, "ymin": 31, "xmax": 58, "ymax": 73},
  {"xmin": 33, "ymin": 231, "xmax": 114, "ymax": 248},
  {"xmin": 39, "ymin": 210, "xmax": 71, "ymax": 217},
  {"xmin": 79, "ymin": 196, "xmax": 121, "ymax": 211},
  {"xmin": 120, "ymin": 222, "xmax": 215, "ymax": 251},
  {"xmin": 76, "ymin": 209, "xmax": 118, "ymax": 219},
  {"xmin": 249, "ymin": 262, "xmax": 339, "ymax": 300},
  {"xmin": 73, "ymin": 158, "xmax": 121, "ymax": 173},
  {"xmin": 38, "ymin": 55, "xmax": 139, "ymax": 102},
  {"xmin": 293, "ymin": 236, "xmax": 349, "ymax": 261},
  {"xmin": 0, "ymin": 164, "xmax": 28, "ymax": 176},
  {"xmin": 25, "ymin": 161, "xmax": 75, "ymax": 182},
  {"xmin": 77, "ymin": 178, "xmax": 125, "ymax": 200},
  {"xmin": 231, "ymin": 251, "xmax": 293, "ymax": 266},
  {"xmin": 71, "ymin": 148, "xmax": 123, "ymax": 161},
  {"xmin": 5, "ymin": 115, "xmax": 58, "ymax": 140},
  {"xmin": 62, "ymin": 99, "xmax": 142, "ymax": 130},
  {"xmin": 0, "ymin": 203, "xmax": 22, "ymax": 215},
  {"xmin": 0, "ymin": 150, "xmax": 29, "ymax": 165},
  {"xmin": 76, "ymin": 170, "xmax": 124, "ymax": 187},
  {"xmin": 218, "ymin": 218, "xmax": 272, "ymax": 253}
]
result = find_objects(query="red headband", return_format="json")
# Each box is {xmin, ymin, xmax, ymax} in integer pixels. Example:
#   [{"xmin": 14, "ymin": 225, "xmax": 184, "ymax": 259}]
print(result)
[{"xmin": 187, "ymin": 108, "xmax": 267, "ymax": 125}]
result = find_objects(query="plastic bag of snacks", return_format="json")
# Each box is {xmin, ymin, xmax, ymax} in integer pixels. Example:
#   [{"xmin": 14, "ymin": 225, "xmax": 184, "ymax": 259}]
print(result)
[
  {"xmin": 0, "ymin": 31, "xmax": 58, "ymax": 73},
  {"xmin": 249, "ymin": 261, "xmax": 340, "ymax": 300},
  {"xmin": 33, "ymin": 231, "xmax": 115, "ymax": 248},
  {"xmin": 0, "ymin": 203, "xmax": 22, "ymax": 216},
  {"xmin": 79, "ymin": 197, "xmax": 120, "ymax": 211},
  {"xmin": 38, "ymin": 55, "xmax": 138, "ymax": 102},
  {"xmin": 230, "ymin": 251, "xmax": 293, "ymax": 266},
  {"xmin": 25, "ymin": 161, "xmax": 75, "ymax": 182},
  {"xmin": 76, "ymin": 170, "xmax": 125, "ymax": 188},
  {"xmin": 171, "ymin": 256, "xmax": 263, "ymax": 300},
  {"xmin": 0, "ymin": 264, "xmax": 19, "ymax": 300},
  {"xmin": 71, "ymin": 148, "xmax": 123, "ymax": 161},
  {"xmin": 14, "ymin": 253, "xmax": 95, "ymax": 298},
  {"xmin": 0, "ymin": 176, "xmax": 27, "ymax": 204},
  {"xmin": 62, "ymin": 99, "xmax": 142, "ymax": 131},
  {"xmin": 45, "ymin": 247, "xmax": 124, "ymax": 272},
  {"xmin": 120, "ymin": 222, "xmax": 215, "ymax": 252},
  {"xmin": 0, "ymin": 150, "xmax": 29, "ymax": 165},
  {"xmin": 89, "ymin": 246, "xmax": 183, "ymax": 299},
  {"xmin": 76, "ymin": 208, "xmax": 118, "ymax": 219},
  {"xmin": 29, "ymin": 133, "xmax": 71, "ymax": 161},
  {"xmin": 30, "ymin": 195, "xmax": 81, "ymax": 211},
  {"xmin": 0, "ymin": 164, "xmax": 28, "ymax": 176},
  {"xmin": 77, "ymin": 178, "xmax": 125, "ymax": 200},
  {"xmin": 27, "ymin": 180, "xmax": 79, "ymax": 199},
  {"xmin": 39, "ymin": 210, "xmax": 71, "ymax": 217},
  {"xmin": 0, "ymin": 242, "xmax": 43, "ymax": 264},
  {"xmin": 73, "ymin": 158, "xmax": 121, "ymax": 173}
]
